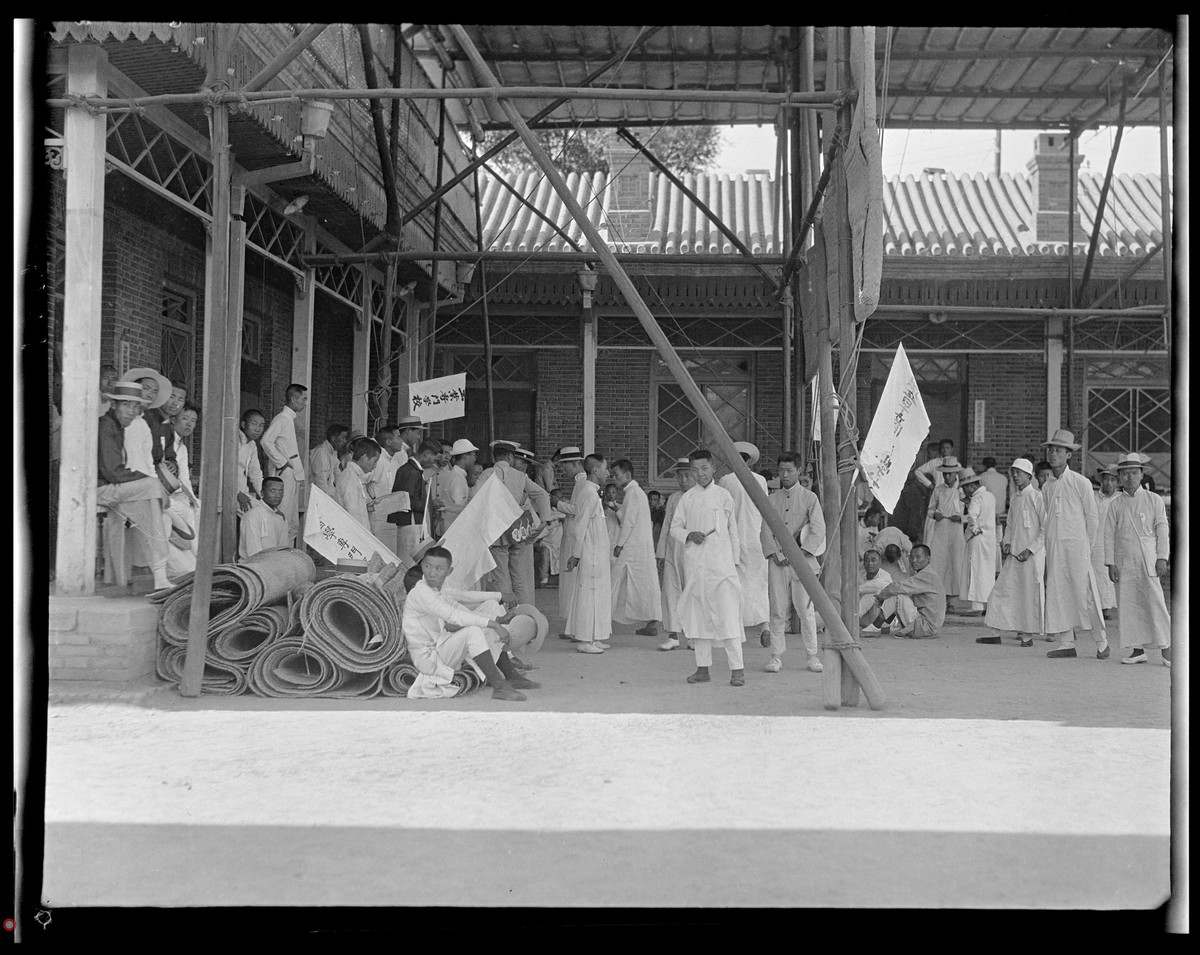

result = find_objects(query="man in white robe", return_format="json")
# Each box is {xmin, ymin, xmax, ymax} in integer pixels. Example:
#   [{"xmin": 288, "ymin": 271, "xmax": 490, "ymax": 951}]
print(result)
[
  {"xmin": 308, "ymin": 424, "xmax": 349, "ymax": 499},
  {"xmin": 609, "ymin": 459, "xmax": 662, "ymax": 634},
  {"xmin": 924, "ymin": 456, "xmax": 966, "ymax": 607},
  {"xmin": 718, "ymin": 441, "xmax": 770, "ymax": 638},
  {"xmin": 957, "ymin": 468, "xmax": 997, "ymax": 612},
  {"xmin": 365, "ymin": 425, "xmax": 407, "ymax": 547},
  {"xmin": 760, "ymin": 451, "xmax": 826, "ymax": 673},
  {"xmin": 335, "ymin": 437, "xmax": 380, "ymax": 533},
  {"xmin": 656, "ymin": 458, "xmax": 693, "ymax": 651},
  {"xmin": 670, "ymin": 450, "xmax": 745, "ymax": 686},
  {"xmin": 1104, "ymin": 453, "xmax": 1171, "ymax": 666},
  {"xmin": 261, "ymin": 384, "xmax": 308, "ymax": 544},
  {"xmin": 980, "ymin": 458, "xmax": 1045, "ymax": 645},
  {"xmin": 564, "ymin": 454, "xmax": 613, "ymax": 653},
  {"xmin": 552, "ymin": 448, "xmax": 585, "ymax": 642},
  {"xmin": 1092, "ymin": 466, "xmax": 1120, "ymax": 618},
  {"xmin": 1041, "ymin": 430, "xmax": 1111, "ymax": 660},
  {"xmin": 857, "ymin": 548, "xmax": 894, "ymax": 634}
]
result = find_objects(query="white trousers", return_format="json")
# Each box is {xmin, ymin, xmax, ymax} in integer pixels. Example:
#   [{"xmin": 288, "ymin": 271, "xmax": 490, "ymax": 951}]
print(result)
[
  {"xmin": 1051, "ymin": 628, "xmax": 1106, "ymax": 649},
  {"xmin": 880, "ymin": 595, "xmax": 918, "ymax": 634},
  {"xmin": 278, "ymin": 469, "xmax": 301, "ymax": 543},
  {"xmin": 767, "ymin": 557, "xmax": 819, "ymax": 658},
  {"xmin": 396, "ymin": 524, "xmax": 423, "ymax": 565},
  {"xmin": 96, "ymin": 477, "xmax": 168, "ymax": 572},
  {"xmin": 694, "ymin": 638, "xmax": 744, "ymax": 670}
]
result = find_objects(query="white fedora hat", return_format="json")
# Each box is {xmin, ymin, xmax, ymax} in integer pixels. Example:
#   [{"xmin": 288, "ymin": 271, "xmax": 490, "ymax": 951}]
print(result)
[
  {"xmin": 732, "ymin": 441, "xmax": 760, "ymax": 466},
  {"xmin": 506, "ymin": 603, "xmax": 548, "ymax": 655},
  {"xmin": 449, "ymin": 438, "xmax": 479, "ymax": 456},
  {"xmin": 103, "ymin": 380, "xmax": 153, "ymax": 404},
  {"xmin": 125, "ymin": 367, "xmax": 173, "ymax": 410}
]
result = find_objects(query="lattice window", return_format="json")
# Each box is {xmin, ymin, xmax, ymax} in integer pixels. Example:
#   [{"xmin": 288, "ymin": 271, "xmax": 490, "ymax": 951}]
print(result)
[
  {"xmin": 873, "ymin": 354, "xmax": 962, "ymax": 383},
  {"xmin": 451, "ymin": 352, "xmax": 532, "ymax": 385},
  {"xmin": 1075, "ymin": 320, "xmax": 1167, "ymax": 352},
  {"xmin": 1086, "ymin": 388, "xmax": 1170, "ymax": 453},
  {"xmin": 161, "ymin": 287, "xmax": 194, "ymax": 326},
  {"xmin": 862, "ymin": 317, "xmax": 1043, "ymax": 352},
  {"xmin": 650, "ymin": 356, "xmax": 753, "ymax": 483},
  {"xmin": 1085, "ymin": 358, "xmax": 1167, "ymax": 381},
  {"xmin": 242, "ymin": 310, "xmax": 262, "ymax": 364},
  {"xmin": 243, "ymin": 192, "xmax": 307, "ymax": 268},
  {"xmin": 106, "ymin": 111, "xmax": 212, "ymax": 214}
]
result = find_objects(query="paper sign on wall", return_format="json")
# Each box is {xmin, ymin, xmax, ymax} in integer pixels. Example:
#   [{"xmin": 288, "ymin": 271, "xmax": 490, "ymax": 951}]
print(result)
[{"xmin": 409, "ymin": 373, "xmax": 467, "ymax": 423}]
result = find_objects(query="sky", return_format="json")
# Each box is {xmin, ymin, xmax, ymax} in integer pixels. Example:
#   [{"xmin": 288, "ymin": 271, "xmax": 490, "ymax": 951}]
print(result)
[{"xmin": 715, "ymin": 124, "xmax": 1174, "ymax": 180}]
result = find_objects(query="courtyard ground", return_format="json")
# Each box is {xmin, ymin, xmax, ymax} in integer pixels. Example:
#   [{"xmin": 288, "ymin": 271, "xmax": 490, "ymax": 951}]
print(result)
[{"xmin": 38, "ymin": 584, "xmax": 1177, "ymax": 911}]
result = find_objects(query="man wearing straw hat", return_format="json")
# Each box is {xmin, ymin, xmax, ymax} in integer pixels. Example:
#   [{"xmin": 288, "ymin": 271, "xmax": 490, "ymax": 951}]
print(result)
[
  {"xmin": 1040, "ymin": 429, "xmax": 1110, "ymax": 660},
  {"xmin": 656, "ymin": 456, "xmax": 694, "ymax": 651},
  {"xmin": 1104, "ymin": 453, "xmax": 1171, "ymax": 667},
  {"xmin": 980, "ymin": 458, "xmax": 1046, "ymax": 646},
  {"xmin": 957, "ymin": 466, "xmax": 997, "ymax": 614},
  {"xmin": 923, "ymin": 456, "xmax": 966, "ymax": 609},
  {"xmin": 552, "ymin": 447, "xmax": 586, "ymax": 643},
  {"xmin": 1092, "ymin": 465, "xmax": 1120, "ymax": 619},
  {"xmin": 95, "ymin": 380, "xmax": 172, "ymax": 591},
  {"xmin": 125, "ymin": 367, "xmax": 177, "ymax": 489}
]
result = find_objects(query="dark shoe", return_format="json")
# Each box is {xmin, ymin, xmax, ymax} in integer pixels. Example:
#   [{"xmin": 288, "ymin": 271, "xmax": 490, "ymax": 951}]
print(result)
[
  {"xmin": 687, "ymin": 667, "xmax": 711, "ymax": 684},
  {"xmin": 730, "ymin": 669, "xmax": 745, "ymax": 687},
  {"xmin": 1019, "ymin": 639, "xmax": 1034, "ymax": 647},
  {"xmin": 507, "ymin": 674, "xmax": 541, "ymax": 690},
  {"xmin": 635, "ymin": 624, "xmax": 659, "ymax": 636},
  {"xmin": 1047, "ymin": 647, "xmax": 1078, "ymax": 659},
  {"xmin": 975, "ymin": 636, "xmax": 1002, "ymax": 645},
  {"xmin": 1097, "ymin": 644, "xmax": 1111, "ymax": 660},
  {"xmin": 491, "ymin": 684, "xmax": 527, "ymax": 702},
  {"xmin": 558, "ymin": 633, "xmax": 574, "ymax": 640},
  {"xmin": 759, "ymin": 630, "xmax": 771, "ymax": 648}
]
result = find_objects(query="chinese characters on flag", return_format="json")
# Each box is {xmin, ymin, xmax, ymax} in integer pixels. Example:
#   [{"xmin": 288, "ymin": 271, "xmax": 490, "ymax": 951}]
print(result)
[{"xmin": 859, "ymin": 343, "xmax": 931, "ymax": 513}]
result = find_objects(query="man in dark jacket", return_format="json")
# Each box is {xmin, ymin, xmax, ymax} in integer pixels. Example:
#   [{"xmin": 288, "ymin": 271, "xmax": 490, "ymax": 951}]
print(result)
[{"xmin": 391, "ymin": 439, "xmax": 440, "ymax": 563}]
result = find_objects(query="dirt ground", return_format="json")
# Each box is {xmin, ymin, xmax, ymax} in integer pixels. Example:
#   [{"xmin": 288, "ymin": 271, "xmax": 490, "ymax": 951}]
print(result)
[{"xmin": 39, "ymin": 584, "xmax": 1178, "ymax": 912}]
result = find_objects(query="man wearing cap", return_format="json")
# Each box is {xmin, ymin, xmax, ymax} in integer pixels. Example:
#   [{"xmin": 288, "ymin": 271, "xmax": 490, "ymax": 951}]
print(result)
[
  {"xmin": 656, "ymin": 457, "xmax": 694, "ymax": 651},
  {"xmin": 760, "ymin": 451, "xmax": 826, "ymax": 673},
  {"xmin": 262, "ymin": 384, "xmax": 308, "ymax": 544},
  {"xmin": 1104, "ymin": 453, "xmax": 1171, "ymax": 667},
  {"xmin": 472, "ymin": 440, "xmax": 552, "ymax": 605},
  {"xmin": 309, "ymin": 424, "xmax": 350, "ymax": 499},
  {"xmin": 958, "ymin": 467, "xmax": 997, "ymax": 613},
  {"xmin": 391, "ymin": 438, "xmax": 441, "ymax": 561},
  {"xmin": 1092, "ymin": 466, "xmax": 1120, "ymax": 618},
  {"xmin": 438, "ymin": 438, "xmax": 478, "ymax": 534},
  {"xmin": 95, "ymin": 380, "xmax": 172, "ymax": 590},
  {"xmin": 718, "ymin": 442, "xmax": 771, "ymax": 637},
  {"xmin": 981, "ymin": 458, "xmax": 1046, "ymax": 646},
  {"xmin": 565, "ymin": 453, "xmax": 613, "ymax": 653},
  {"xmin": 924, "ymin": 456, "xmax": 966, "ymax": 609},
  {"xmin": 552, "ymin": 447, "xmax": 586, "ymax": 641},
  {"xmin": 126, "ymin": 368, "xmax": 178, "ymax": 488},
  {"xmin": 1041, "ymin": 429, "xmax": 1110, "ymax": 660},
  {"xmin": 609, "ymin": 459, "xmax": 662, "ymax": 636}
]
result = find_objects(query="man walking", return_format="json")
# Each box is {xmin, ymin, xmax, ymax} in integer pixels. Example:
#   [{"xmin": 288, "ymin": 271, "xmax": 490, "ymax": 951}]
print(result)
[
  {"xmin": 1040, "ymin": 430, "xmax": 1110, "ymax": 660},
  {"xmin": 655, "ymin": 457, "xmax": 693, "ymax": 651},
  {"xmin": 671, "ymin": 449, "xmax": 745, "ymax": 687},
  {"xmin": 565, "ymin": 454, "xmax": 613, "ymax": 654},
  {"xmin": 261, "ymin": 384, "xmax": 308, "ymax": 544},
  {"xmin": 609, "ymin": 459, "xmax": 662, "ymax": 636},
  {"xmin": 981, "ymin": 458, "xmax": 1046, "ymax": 646},
  {"xmin": 1104, "ymin": 453, "xmax": 1171, "ymax": 667},
  {"xmin": 1092, "ymin": 465, "xmax": 1120, "ymax": 618},
  {"xmin": 760, "ymin": 451, "xmax": 826, "ymax": 673},
  {"xmin": 718, "ymin": 442, "xmax": 770, "ymax": 639}
]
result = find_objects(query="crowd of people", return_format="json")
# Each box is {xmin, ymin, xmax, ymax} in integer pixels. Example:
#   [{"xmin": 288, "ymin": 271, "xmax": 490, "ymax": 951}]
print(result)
[{"xmin": 74, "ymin": 361, "xmax": 1172, "ymax": 700}]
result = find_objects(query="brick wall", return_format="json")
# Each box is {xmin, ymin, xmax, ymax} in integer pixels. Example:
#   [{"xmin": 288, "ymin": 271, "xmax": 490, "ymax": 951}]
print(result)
[
  {"xmin": 241, "ymin": 251, "xmax": 296, "ymax": 424},
  {"xmin": 536, "ymin": 348, "xmax": 584, "ymax": 456},
  {"xmin": 596, "ymin": 350, "xmax": 652, "ymax": 483},
  {"xmin": 309, "ymin": 296, "xmax": 356, "ymax": 445},
  {"xmin": 966, "ymin": 353, "xmax": 1050, "ymax": 468},
  {"xmin": 49, "ymin": 595, "xmax": 159, "ymax": 683},
  {"xmin": 753, "ymin": 349, "xmax": 787, "ymax": 468}
]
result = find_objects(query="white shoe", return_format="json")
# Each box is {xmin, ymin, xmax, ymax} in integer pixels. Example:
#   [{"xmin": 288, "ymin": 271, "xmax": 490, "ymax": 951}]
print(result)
[
  {"xmin": 862, "ymin": 623, "xmax": 881, "ymax": 634},
  {"xmin": 764, "ymin": 657, "xmax": 782, "ymax": 673},
  {"xmin": 576, "ymin": 643, "xmax": 605, "ymax": 654},
  {"xmin": 594, "ymin": 641, "xmax": 611, "ymax": 650},
  {"xmin": 806, "ymin": 656, "xmax": 824, "ymax": 673},
  {"xmin": 658, "ymin": 637, "xmax": 680, "ymax": 651},
  {"xmin": 1121, "ymin": 650, "xmax": 1148, "ymax": 665}
]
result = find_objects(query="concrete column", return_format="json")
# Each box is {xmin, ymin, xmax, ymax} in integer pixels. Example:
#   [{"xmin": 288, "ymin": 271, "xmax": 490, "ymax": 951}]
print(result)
[
  {"xmin": 1045, "ymin": 316, "xmax": 1064, "ymax": 436},
  {"xmin": 54, "ymin": 43, "xmax": 108, "ymax": 595}
]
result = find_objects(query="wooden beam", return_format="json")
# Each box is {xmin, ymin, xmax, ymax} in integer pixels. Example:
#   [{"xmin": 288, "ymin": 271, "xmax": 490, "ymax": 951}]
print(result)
[
  {"xmin": 1079, "ymin": 85, "xmax": 1129, "ymax": 297},
  {"xmin": 300, "ymin": 250, "xmax": 788, "ymax": 267},
  {"xmin": 441, "ymin": 46, "xmax": 1160, "ymax": 63},
  {"xmin": 241, "ymin": 23, "xmax": 329, "ymax": 93},
  {"xmin": 357, "ymin": 24, "xmax": 402, "ymax": 237},
  {"xmin": 1158, "ymin": 60, "xmax": 1173, "ymax": 330},
  {"xmin": 54, "ymin": 42, "xmax": 108, "ymax": 595},
  {"xmin": 352, "ymin": 273, "xmax": 372, "ymax": 436},
  {"xmin": 471, "ymin": 160, "xmax": 497, "ymax": 447},
  {"xmin": 448, "ymin": 22, "xmax": 884, "ymax": 708},
  {"xmin": 220, "ymin": 185, "xmax": 249, "ymax": 562}
]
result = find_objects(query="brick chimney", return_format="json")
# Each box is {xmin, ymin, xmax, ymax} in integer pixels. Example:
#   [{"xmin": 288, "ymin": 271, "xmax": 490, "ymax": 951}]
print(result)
[
  {"xmin": 602, "ymin": 131, "xmax": 654, "ymax": 242},
  {"xmin": 1025, "ymin": 132, "xmax": 1084, "ymax": 245}
]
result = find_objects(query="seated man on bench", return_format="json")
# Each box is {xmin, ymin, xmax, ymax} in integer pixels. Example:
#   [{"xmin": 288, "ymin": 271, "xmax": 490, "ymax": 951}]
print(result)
[
  {"xmin": 402, "ymin": 545, "xmax": 539, "ymax": 701},
  {"xmin": 96, "ymin": 380, "xmax": 171, "ymax": 590}
]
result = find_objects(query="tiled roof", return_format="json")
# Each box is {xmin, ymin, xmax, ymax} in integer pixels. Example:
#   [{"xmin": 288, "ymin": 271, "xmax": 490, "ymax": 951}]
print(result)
[{"xmin": 480, "ymin": 169, "xmax": 1164, "ymax": 258}]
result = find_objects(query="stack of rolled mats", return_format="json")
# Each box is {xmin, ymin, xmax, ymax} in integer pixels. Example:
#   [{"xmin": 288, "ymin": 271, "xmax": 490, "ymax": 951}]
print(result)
[{"xmin": 151, "ymin": 550, "xmax": 485, "ymax": 698}]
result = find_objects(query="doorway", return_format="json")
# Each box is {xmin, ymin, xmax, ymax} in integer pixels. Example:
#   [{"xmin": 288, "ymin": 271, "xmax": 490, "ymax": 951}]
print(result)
[{"xmin": 870, "ymin": 354, "xmax": 967, "ymax": 454}]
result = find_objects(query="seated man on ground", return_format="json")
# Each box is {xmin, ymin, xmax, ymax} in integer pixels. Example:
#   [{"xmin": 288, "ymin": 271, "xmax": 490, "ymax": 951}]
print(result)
[
  {"xmin": 861, "ymin": 543, "xmax": 946, "ymax": 639},
  {"xmin": 857, "ymin": 548, "xmax": 894, "ymax": 634},
  {"xmin": 401, "ymin": 546, "xmax": 538, "ymax": 701},
  {"xmin": 881, "ymin": 543, "xmax": 909, "ymax": 581}
]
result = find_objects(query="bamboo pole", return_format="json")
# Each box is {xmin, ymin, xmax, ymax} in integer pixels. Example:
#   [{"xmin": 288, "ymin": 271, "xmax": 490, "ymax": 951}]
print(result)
[
  {"xmin": 871, "ymin": 303, "xmax": 1163, "ymax": 318},
  {"xmin": 1065, "ymin": 128, "xmax": 1077, "ymax": 429},
  {"xmin": 1080, "ymin": 96, "xmax": 1130, "ymax": 295},
  {"xmin": 427, "ymin": 77, "xmax": 449, "ymax": 381},
  {"xmin": 182, "ymin": 27, "xmax": 235, "ymax": 697},
  {"xmin": 300, "ymin": 250, "xmax": 789, "ymax": 267},
  {"xmin": 358, "ymin": 24, "xmax": 402, "ymax": 236},
  {"xmin": 241, "ymin": 23, "xmax": 329, "ymax": 93},
  {"xmin": 779, "ymin": 151, "xmax": 838, "ymax": 286},
  {"xmin": 1082, "ymin": 246, "xmax": 1161, "ymax": 311},
  {"xmin": 616, "ymin": 127, "xmax": 779, "ymax": 291},
  {"xmin": 471, "ymin": 161, "xmax": 497, "ymax": 447},
  {"xmin": 48, "ymin": 85, "xmax": 856, "ymax": 112},
  {"xmin": 220, "ymin": 185, "xmax": 248, "ymax": 563},
  {"xmin": 447, "ymin": 22, "xmax": 884, "ymax": 707},
  {"xmin": 1158, "ymin": 60, "xmax": 1173, "ymax": 327}
]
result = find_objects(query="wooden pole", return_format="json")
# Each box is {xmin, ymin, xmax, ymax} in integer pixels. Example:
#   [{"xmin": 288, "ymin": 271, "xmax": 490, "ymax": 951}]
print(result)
[
  {"xmin": 182, "ymin": 27, "xmax": 235, "ymax": 697},
  {"xmin": 54, "ymin": 42, "xmax": 108, "ymax": 595},
  {"xmin": 300, "ymin": 250, "xmax": 789, "ymax": 267},
  {"xmin": 448, "ymin": 23, "xmax": 883, "ymax": 708},
  {"xmin": 426, "ymin": 77, "xmax": 449, "ymax": 379},
  {"xmin": 241, "ymin": 23, "xmax": 329, "ymax": 93},
  {"xmin": 357, "ymin": 24, "xmax": 402, "ymax": 236},
  {"xmin": 471, "ymin": 161, "xmax": 497, "ymax": 447},
  {"xmin": 220, "ymin": 185, "xmax": 248, "ymax": 563},
  {"xmin": 352, "ymin": 274, "xmax": 372, "ymax": 435},
  {"xmin": 1158, "ymin": 60, "xmax": 1173, "ymax": 327},
  {"xmin": 1065, "ymin": 128, "xmax": 1077, "ymax": 430},
  {"xmin": 292, "ymin": 227, "xmax": 317, "ymax": 451}
]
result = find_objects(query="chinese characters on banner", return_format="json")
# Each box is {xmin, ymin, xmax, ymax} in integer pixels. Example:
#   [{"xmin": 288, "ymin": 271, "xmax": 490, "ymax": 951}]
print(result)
[
  {"xmin": 859, "ymin": 343, "xmax": 931, "ymax": 513},
  {"xmin": 409, "ymin": 373, "xmax": 467, "ymax": 423},
  {"xmin": 303, "ymin": 485, "xmax": 400, "ymax": 566}
]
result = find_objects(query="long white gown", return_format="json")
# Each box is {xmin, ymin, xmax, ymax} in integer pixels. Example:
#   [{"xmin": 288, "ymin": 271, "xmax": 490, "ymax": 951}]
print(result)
[
  {"xmin": 924, "ymin": 483, "xmax": 966, "ymax": 597},
  {"xmin": 1091, "ymin": 491, "xmax": 1119, "ymax": 610},
  {"xmin": 1042, "ymin": 467, "xmax": 1106, "ymax": 636},
  {"xmin": 1103, "ymin": 488, "xmax": 1170, "ymax": 649},
  {"xmin": 564, "ymin": 477, "xmax": 612, "ymax": 643},
  {"xmin": 985, "ymin": 482, "xmax": 1046, "ymax": 634},
  {"xmin": 610, "ymin": 480, "xmax": 662, "ymax": 624},
  {"xmin": 656, "ymin": 489, "xmax": 687, "ymax": 634},
  {"xmin": 959, "ymin": 487, "xmax": 997, "ymax": 607},
  {"xmin": 669, "ymin": 481, "xmax": 743, "ymax": 642},
  {"xmin": 718, "ymin": 472, "xmax": 770, "ymax": 628}
]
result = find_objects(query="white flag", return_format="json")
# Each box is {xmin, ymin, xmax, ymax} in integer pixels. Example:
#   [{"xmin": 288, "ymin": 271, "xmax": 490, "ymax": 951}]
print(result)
[
  {"xmin": 438, "ymin": 473, "xmax": 522, "ymax": 589},
  {"xmin": 303, "ymin": 484, "xmax": 400, "ymax": 565},
  {"xmin": 859, "ymin": 343, "xmax": 931, "ymax": 514}
]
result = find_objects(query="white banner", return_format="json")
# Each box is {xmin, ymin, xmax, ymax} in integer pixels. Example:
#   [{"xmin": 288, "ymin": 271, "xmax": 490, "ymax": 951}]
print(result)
[
  {"xmin": 410, "ymin": 373, "xmax": 467, "ymax": 423},
  {"xmin": 859, "ymin": 343, "xmax": 931, "ymax": 514},
  {"xmin": 438, "ymin": 473, "xmax": 522, "ymax": 590},
  {"xmin": 303, "ymin": 484, "xmax": 399, "ymax": 566}
]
